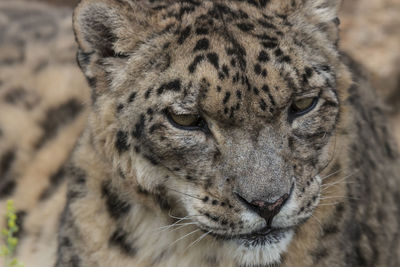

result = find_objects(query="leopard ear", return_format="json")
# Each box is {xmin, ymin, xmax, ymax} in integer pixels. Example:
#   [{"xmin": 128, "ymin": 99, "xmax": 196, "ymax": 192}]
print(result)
[
  {"xmin": 73, "ymin": 0, "xmax": 156, "ymax": 58},
  {"xmin": 302, "ymin": 0, "xmax": 342, "ymax": 44},
  {"xmin": 302, "ymin": 0, "xmax": 342, "ymax": 24},
  {"xmin": 268, "ymin": 0, "xmax": 342, "ymax": 43},
  {"xmin": 269, "ymin": 0, "xmax": 341, "ymax": 22}
]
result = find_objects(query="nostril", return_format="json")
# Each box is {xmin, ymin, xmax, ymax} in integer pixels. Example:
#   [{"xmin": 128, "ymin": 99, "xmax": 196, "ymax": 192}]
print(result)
[
  {"xmin": 234, "ymin": 193, "xmax": 258, "ymax": 212},
  {"xmin": 235, "ymin": 192, "xmax": 290, "ymax": 226}
]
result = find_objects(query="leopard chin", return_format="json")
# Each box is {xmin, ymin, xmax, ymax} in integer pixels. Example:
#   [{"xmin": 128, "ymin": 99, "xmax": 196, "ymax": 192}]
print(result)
[{"xmin": 228, "ymin": 229, "xmax": 295, "ymax": 265}]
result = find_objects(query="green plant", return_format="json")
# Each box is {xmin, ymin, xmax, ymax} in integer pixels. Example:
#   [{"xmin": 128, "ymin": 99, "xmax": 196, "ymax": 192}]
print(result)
[{"xmin": 0, "ymin": 200, "xmax": 24, "ymax": 267}]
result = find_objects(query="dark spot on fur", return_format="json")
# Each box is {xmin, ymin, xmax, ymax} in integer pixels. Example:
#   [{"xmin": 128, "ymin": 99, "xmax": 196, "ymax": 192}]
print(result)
[
  {"xmin": 223, "ymin": 92, "xmax": 231, "ymax": 104},
  {"xmin": 116, "ymin": 104, "xmax": 124, "ymax": 113},
  {"xmin": 262, "ymin": 42, "xmax": 278, "ymax": 49},
  {"xmin": 39, "ymin": 166, "xmax": 66, "ymax": 201},
  {"xmin": 137, "ymin": 185, "xmax": 149, "ymax": 195},
  {"xmin": 259, "ymin": 99, "xmax": 267, "ymax": 111},
  {"xmin": 253, "ymin": 87, "xmax": 259, "ymax": 95},
  {"xmin": 178, "ymin": 26, "xmax": 191, "ymax": 44},
  {"xmin": 261, "ymin": 69, "xmax": 267, "ymax": 77},
  {"xmin": 154, "ymin": 186, "xmax": 171, "ymax": 210},
  {"xmin": 274, "ymin": 48, "xmax": 283, "ymax": 57},
  {"xmin": 258, "ymin": 18, "xmax": 276, "ymax": 29},
  {"xmin": 254, "ymin": 64, "xmax": 262, "ymax": 75},
  {"xmin": 196, "ymin": 27, "xmax": 209, "ymax": 35},
  {"xmin": 101, "ymin": 181, "xmax": 131, "ymax": 219},
  {"xmin": 128, "ymin": 92, "xmax": 137, "ymax": 103},
  {"xmin": 206, "ymin": 53, "xmax": 219, "ymax": 69},
  {"xmin": 3, "ymin": 87, "xmax": 39, "ymax": 109},
  {"xmin": 35, "ymin": 99, "xmax": 83, "ymax": 149},
  {"xmin": 0, "ymin": 150, "xmax": 15, "ymax": 180},
  {"xmin": 194, "ymin": 38, "xmax": 210, "ymax": 51},
  {"xmin": 0, "ymin": 180, "xmax": 16, "ymax": 199},
  {"xmin": 188, "ymin": 55, "xmax": 204, "ymax": 73},
  {"xmin": 157, "ymin": 79, "xmax": 181, "ymax": 95},
  {"xmin": 222, "ymin": 64, "xmax": 230, "ymax": 76},
  {"xmin": 313, "ymin": 247, "xmax": 329, "ymax": 264},
  {"xmin": 323, "ymin": 223, "xmax": 339, "ymax": 237},
  {"xmin": 258, "ymin": 50, "xmax": 269, "ymax": 62},
  {"xmin": 149, "ymin": 123, "xmax": 166, "ymax": 134},
  {"xmin": 236, "ymin": 23, "xmax": 254, "ymax": 32},
  {"xmin": 280, "ymin": 55, "xmax": 291, "ymax": 63},
  {"xmin": 145, "ymin": 88, "xmax": 152, "ymax": 99},
  {"xmin": 147, "ymin": 108, "xmax": 154, "ymax": 116},
  {"xmin": 87, "ymin": 77, "xmax": 97, "ymax": 88},
  {"xmin": 132, "ymin": 114, "xmax": 145, "ymax": 139},
  {"xmin": 109, "ymin": 228, "xmax": 137, "ymax": 256},
  {"xmin": 115, "ymin": 131, "xmax": 130, "ymax": 153},
  {"xmin": 134, "ymin": 145, "xmax": 141, "ymax": 153},
  {"xmin": 143, "ymin": 154, "xmax": 159, "ymax": 165}
]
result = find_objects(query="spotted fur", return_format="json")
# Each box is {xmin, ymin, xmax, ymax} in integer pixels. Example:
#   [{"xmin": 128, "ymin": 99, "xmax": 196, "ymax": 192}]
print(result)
[{"xmin": 1, "ymin": 0, "xmax": 400, "ymax": 267}]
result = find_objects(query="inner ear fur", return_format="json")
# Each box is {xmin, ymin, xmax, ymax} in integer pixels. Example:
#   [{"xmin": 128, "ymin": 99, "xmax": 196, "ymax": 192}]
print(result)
[{"xmin": 73, "ymin": 0, "xmax": 158, "ymax": 57}]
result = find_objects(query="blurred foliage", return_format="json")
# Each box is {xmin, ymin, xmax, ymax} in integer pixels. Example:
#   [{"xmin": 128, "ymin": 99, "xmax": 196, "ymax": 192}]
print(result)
[{"xmin": 1, "ymin": 200, "xmax": 24, "ymax": 267}]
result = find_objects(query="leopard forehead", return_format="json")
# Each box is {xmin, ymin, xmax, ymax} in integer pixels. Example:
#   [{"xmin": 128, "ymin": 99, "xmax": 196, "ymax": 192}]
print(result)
[{"xmin": 103, "ymin": 0, "xmax": 338, "ymax": 122}]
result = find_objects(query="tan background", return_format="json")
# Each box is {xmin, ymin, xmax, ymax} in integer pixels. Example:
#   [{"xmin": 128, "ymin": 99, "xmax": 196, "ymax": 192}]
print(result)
[{"xmin": 341, "ymin": 0, "xmax": 400, "ymax": 110}]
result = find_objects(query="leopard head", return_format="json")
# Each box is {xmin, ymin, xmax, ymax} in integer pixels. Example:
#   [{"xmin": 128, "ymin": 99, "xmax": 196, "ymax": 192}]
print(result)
[{"xmin": 73, "ymin": 0, "xmax": 351, "ymax": 265}]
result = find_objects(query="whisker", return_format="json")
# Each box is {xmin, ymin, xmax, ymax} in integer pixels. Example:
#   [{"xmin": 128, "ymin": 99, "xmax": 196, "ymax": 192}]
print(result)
[
  {"xmin": 170, "ymin": 223, "xmax": 198, "ymax": 231},
  {"xmin": 321, "ymin": 181, "xmax": 355, "ymax": 189},
  {"xmin": 320, "ymin": 169, "xmax": 343, "ymax": 180},
  {"xmin": 156, "ymin": 222, "xmax": 197, "ymax": 232},
  {"xmin": 184, "ymin": 231, "xmax": 211, "ymax": 252},
  {"xmin": 167, "ymin": 211, "xmax": 194, "ymax": 221},
  {"xmin": 321, "ymin": 182, "xmax": 356, "ymax": 193},
  {"xmin": 319, "ymin": 195, "xmax": 360, "ymax": 200},
  {"xmin": 310, "ymin": 214, "xmax": 324, "ymax": 234},
  {"xmin": 321, "ymin": 172, "xmax": 358, "ymax": 189},
  {"xmin": 315, "ymin": 134, "xmax": 340, "ymax": 176},
  {"xmin": 166, "ymin": 187, "xmax": 203, "ymax": 201},
  {"xmin": 318, "ymin": 202, "xmax": 342, "ymax": 206},
  {"xmin": 168, "ymin": 229, "xmax": 200, "ymax": 248}
]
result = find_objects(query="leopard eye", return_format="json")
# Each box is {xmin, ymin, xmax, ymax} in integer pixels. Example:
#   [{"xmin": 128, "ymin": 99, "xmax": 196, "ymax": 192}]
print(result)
[
  {"xmin": 167, "ymin": 110, "xmax": 207, "ymax": 131},
  {"xmin": 290, "ymin": 97, "xmax": 318, "ymax": 116}
]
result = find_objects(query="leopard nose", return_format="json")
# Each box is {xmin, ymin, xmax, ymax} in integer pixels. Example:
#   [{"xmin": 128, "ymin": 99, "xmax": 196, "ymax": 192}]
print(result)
[{"xmin": 236, "ymin": 192, "xmax": 290, "ymax": 226}]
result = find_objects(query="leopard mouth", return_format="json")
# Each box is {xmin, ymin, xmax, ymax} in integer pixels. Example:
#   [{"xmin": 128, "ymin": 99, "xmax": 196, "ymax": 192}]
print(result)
[
  {"xmin": 205, "ymin": 226, "xmax": 292, "ymax": 247},
  {"xmin": 235, "ymin": 227, "xmax": 290, "ymax": 247}
]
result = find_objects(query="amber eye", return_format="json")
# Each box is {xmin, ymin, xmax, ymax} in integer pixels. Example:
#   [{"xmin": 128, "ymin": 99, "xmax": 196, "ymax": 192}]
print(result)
[
  {"xmin": 170, "ymin": 113, "xmax": 199, "ymax": 126},
  {"xmin": 290, "ymin": 97, "xmax": 318, "ymax": 116},
  {"xmin": 167, "ymin": 110, "xmax": 207, "ymax": 131}
]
